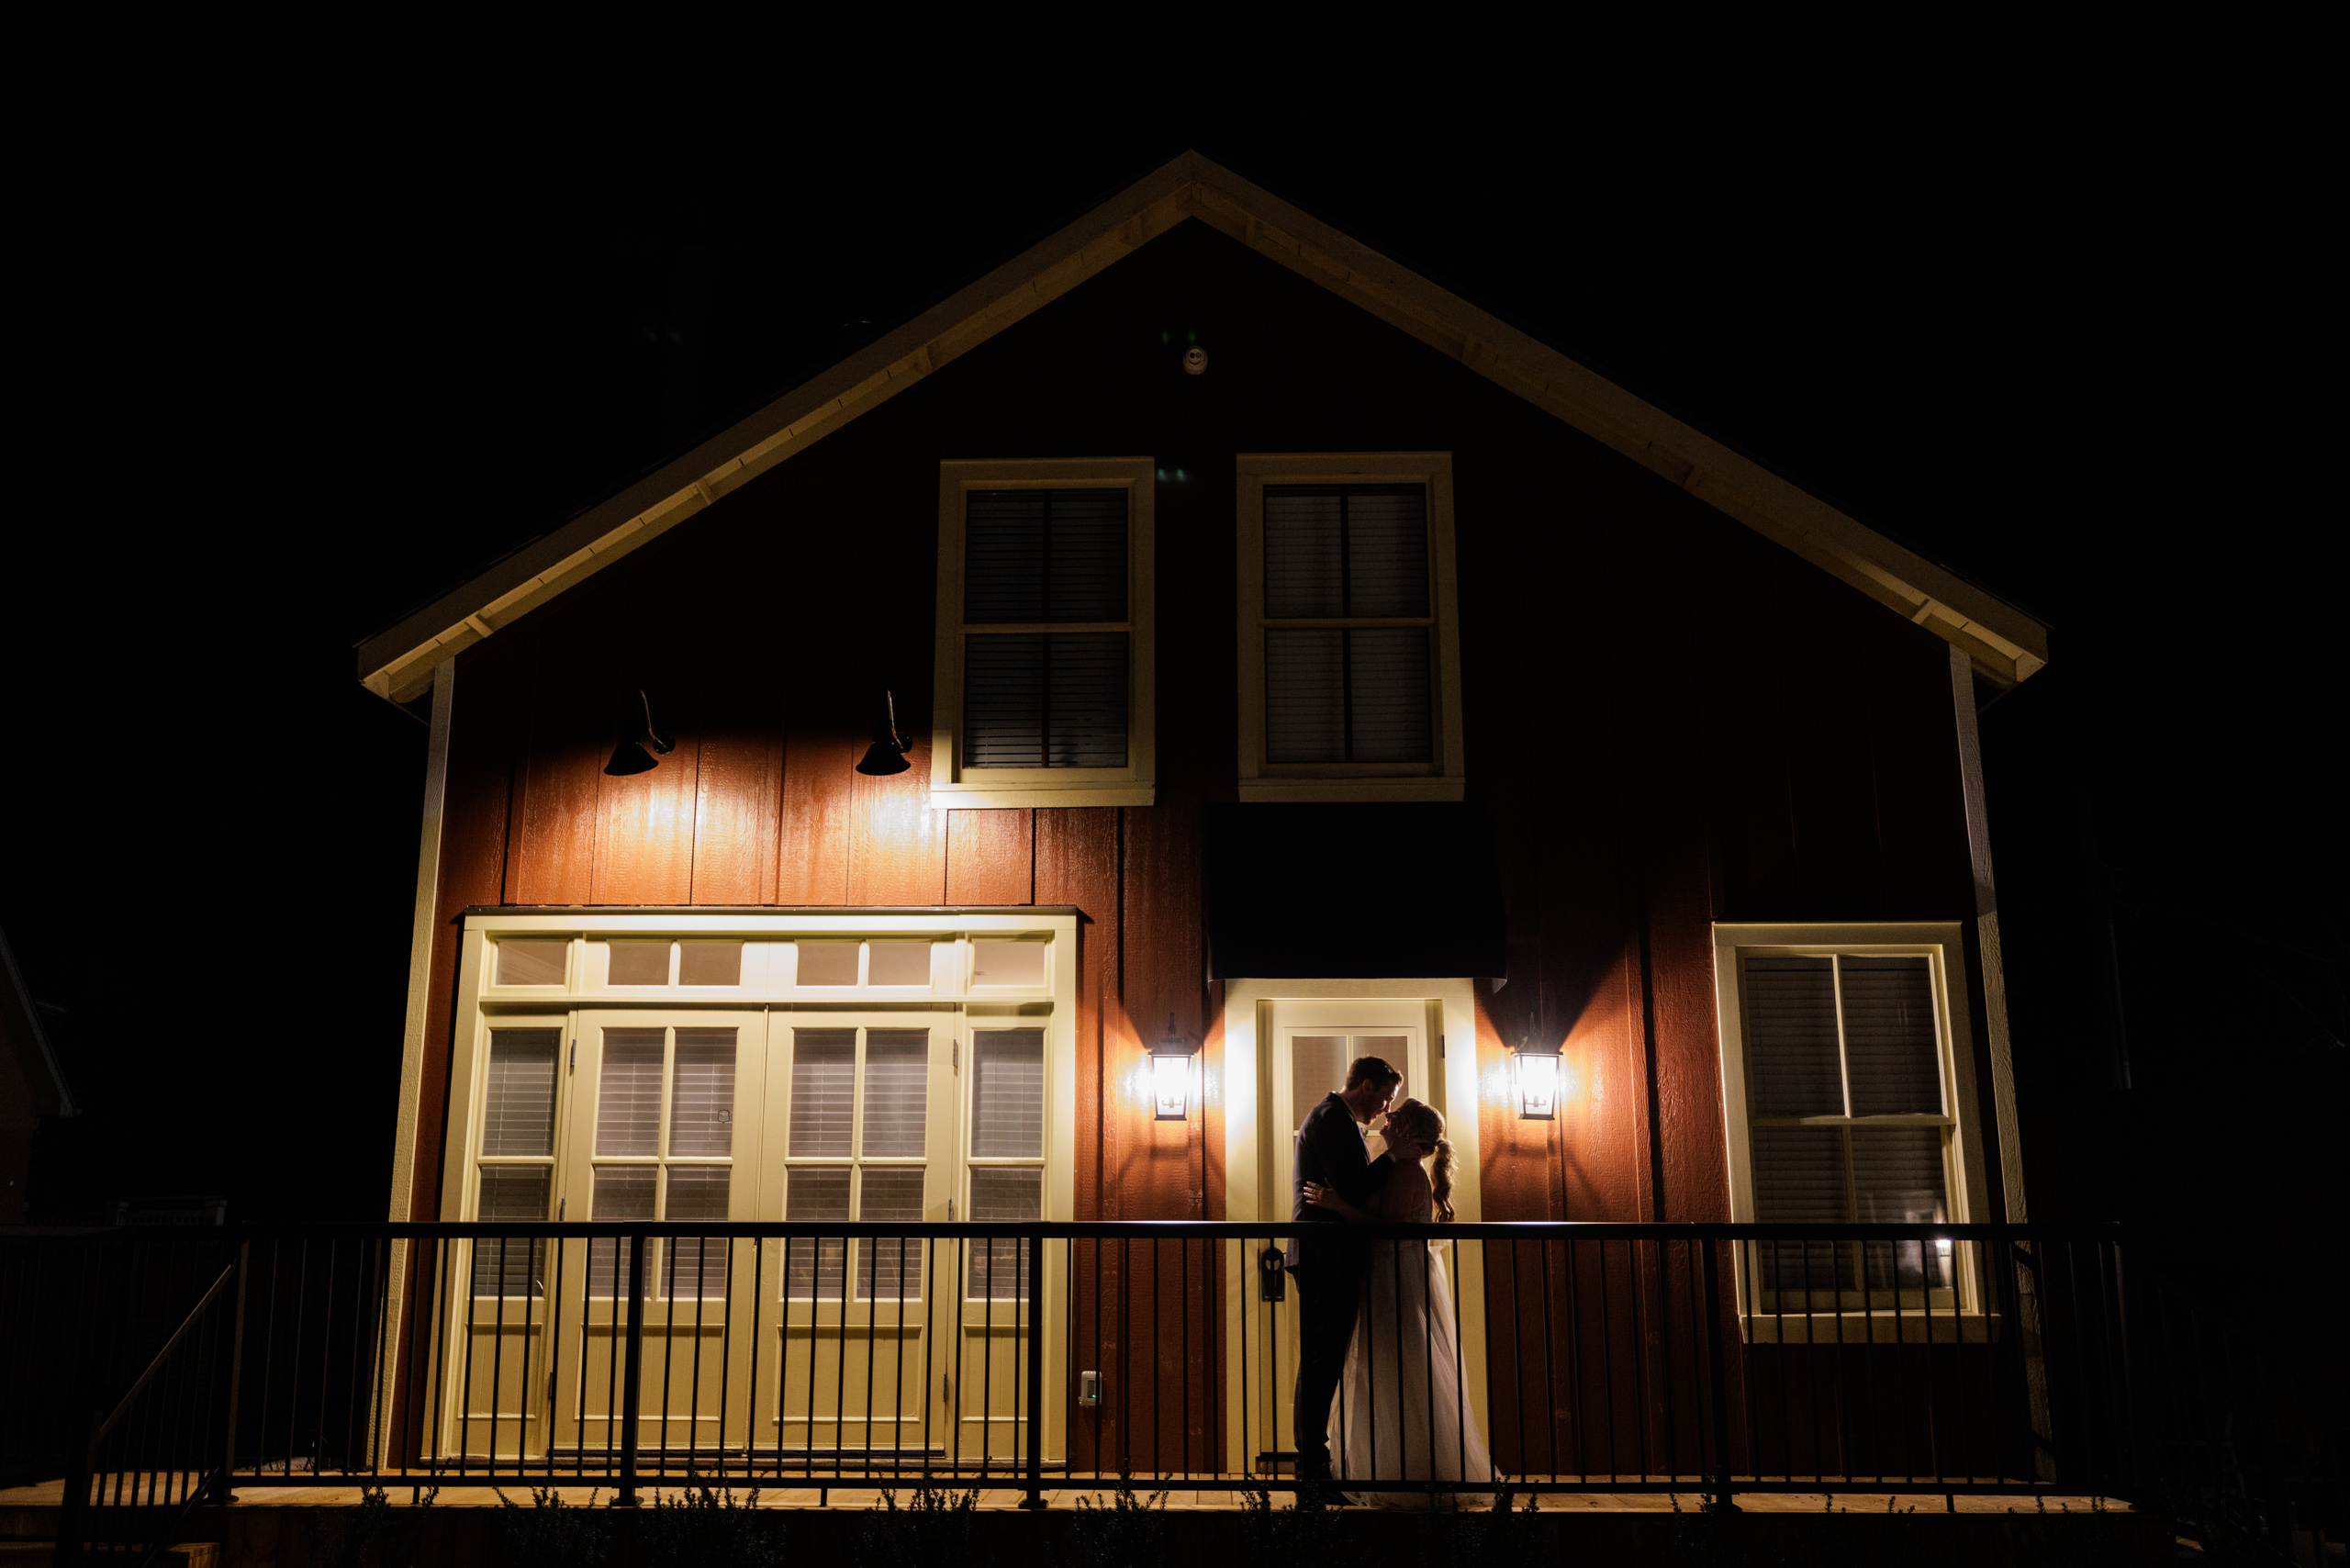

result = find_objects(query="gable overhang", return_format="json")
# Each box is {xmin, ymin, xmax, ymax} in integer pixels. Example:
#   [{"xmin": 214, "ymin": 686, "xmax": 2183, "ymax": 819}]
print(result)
[{"xmin": 354, "ymin": 152, "xmax": 2050, "ymax": 705}]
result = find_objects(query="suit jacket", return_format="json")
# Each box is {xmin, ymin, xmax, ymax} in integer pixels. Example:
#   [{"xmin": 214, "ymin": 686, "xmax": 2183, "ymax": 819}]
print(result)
[{"xmin": 1287, "ymin": 1092, "xmax": 1393, "ymax": 1270}]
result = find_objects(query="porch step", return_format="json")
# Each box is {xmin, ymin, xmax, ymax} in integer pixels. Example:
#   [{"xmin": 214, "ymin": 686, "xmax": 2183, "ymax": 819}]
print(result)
[{"xmin": 0, "ymin": 1546, "xmax": 219, "ymax": 1566}]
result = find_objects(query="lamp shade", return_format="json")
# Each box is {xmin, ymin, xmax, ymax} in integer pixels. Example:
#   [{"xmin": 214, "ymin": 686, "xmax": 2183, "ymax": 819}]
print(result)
[{"xmin": 604, "ymin": 739, "xmax": 660, "ymax": 777}]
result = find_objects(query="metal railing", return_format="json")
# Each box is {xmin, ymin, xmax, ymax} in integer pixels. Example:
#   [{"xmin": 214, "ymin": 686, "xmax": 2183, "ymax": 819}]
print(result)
[{"xmin": 4, "ymin": 1220, "xmax": 2337, "ymax": 1547}]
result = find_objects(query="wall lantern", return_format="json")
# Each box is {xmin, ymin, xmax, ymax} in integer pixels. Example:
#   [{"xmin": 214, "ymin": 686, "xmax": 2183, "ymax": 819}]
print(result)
[
  {"xmin": 604, "ymin": 691, "xmax": 676, "ymax": 777},
  {"xmin": 856, "ymin": 690, "xmax": 912, "ymax": 777},
  {"xmin": 1513, "ymin": 1037, "xmax": 1561, "ymax": 1120},
  {"xmin": 1150, "ymin": 1014, "xmax": 1197, "ymax": 1121}
]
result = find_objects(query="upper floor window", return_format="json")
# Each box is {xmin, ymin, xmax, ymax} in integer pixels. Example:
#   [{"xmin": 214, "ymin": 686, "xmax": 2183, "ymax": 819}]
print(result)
[
  {"xmin": 1236, "ymin": 454, "xmax": 1464, "ymax": 801},
  {"xmin": 931, "ymin": 458, "xmax": 1156, "ymax": 808}
]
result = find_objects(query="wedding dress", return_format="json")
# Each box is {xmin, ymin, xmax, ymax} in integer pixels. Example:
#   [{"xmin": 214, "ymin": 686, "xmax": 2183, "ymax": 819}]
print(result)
[{"xmin": 1327, "ymin": 1163, "xmax": 1496, "ymax": 1508}]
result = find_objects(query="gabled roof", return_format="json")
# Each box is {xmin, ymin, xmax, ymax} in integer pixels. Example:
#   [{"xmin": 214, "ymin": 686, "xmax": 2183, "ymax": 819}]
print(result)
[{"xmin": 355, "ymin": 151, "xmax": 2049, "ymax": 704}]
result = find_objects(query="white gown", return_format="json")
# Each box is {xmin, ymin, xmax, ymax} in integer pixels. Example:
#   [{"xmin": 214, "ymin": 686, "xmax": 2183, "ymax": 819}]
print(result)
[{"xmin": 1327, "ymin": 1164, "xmax": 1497, "ymax": 1508}]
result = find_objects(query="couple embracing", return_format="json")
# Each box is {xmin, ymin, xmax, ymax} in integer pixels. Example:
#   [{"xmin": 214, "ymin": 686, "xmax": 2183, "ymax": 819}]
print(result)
[{"xmin": 1289, "ymin": 1056, "xmax": 1496, "ymax": 1509}]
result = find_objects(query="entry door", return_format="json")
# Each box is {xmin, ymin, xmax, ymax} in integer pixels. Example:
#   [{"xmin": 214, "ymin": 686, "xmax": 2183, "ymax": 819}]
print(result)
[
  {"xmin": 551, "ymin": 1011, "xmax": 769, "ymax": 1461},
  {"xmin": 1260, "ymin": 1025, "xmax": 1416, "ymax": 1464},
  {"xmin": 758, "ymin": 1014, "xmax": 959, "ymax": 1462}
]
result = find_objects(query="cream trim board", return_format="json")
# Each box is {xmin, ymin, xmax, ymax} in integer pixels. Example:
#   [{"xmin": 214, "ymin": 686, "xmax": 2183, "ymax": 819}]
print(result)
[
  {"xmin": 931, "ymin": 458, "xmax": 1156, "ymax": 808},
  {"xmin": 359, "ymin": 152, "xmax": 2045, "ymax": 706},
  {"xmin": 1235, "ymin": 454, "xmax": 1466, "ymax": 802},
  {"xmin": 1709, "ymin": 922, "xmax": 1990, "ymax": 1235}
]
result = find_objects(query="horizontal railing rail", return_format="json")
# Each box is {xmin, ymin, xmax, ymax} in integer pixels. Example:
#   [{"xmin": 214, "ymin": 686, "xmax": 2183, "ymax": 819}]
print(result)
[{"xmin": 6, "ymin": 1218, "xmax": 2332, "ymax": 1543}]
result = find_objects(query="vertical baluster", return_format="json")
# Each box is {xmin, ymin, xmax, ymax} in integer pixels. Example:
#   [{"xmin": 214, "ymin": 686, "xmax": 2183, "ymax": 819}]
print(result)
[
  {"xmin": 1023, "ymin": 1227, "xmax": 1046, "ymax": 1508},
  {"xmin": 1699, "ymin": 1230, "xmax": 1738, "ymax": 1513},
  {"xmin": 617, "ymin": 1230, "xmax": 646, "ymax": 1506}
]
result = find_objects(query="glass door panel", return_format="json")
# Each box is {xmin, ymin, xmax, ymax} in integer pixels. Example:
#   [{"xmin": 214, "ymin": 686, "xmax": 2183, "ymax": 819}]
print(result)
[{"xmin": 759, "ymin": 1014, "xmax": 957, "ymax": 1468}]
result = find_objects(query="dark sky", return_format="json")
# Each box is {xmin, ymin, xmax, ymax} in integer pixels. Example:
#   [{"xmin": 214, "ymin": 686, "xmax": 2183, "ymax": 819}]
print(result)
[{"xmin": 6, "ymin": 71, "xmax": 2338, "ymax": 1271}]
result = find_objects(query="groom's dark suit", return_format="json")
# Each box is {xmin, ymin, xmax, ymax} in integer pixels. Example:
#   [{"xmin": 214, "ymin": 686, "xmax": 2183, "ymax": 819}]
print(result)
[{"xmin": 1287, "ymin": 1092, "xmax": 1393, "ymax": 1482}]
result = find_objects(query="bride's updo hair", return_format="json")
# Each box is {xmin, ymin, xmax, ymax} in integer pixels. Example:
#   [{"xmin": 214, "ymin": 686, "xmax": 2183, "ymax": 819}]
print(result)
[{"xmin": 1384, "ymin": 1099, "xmax": 1456, "ymax": 1222}]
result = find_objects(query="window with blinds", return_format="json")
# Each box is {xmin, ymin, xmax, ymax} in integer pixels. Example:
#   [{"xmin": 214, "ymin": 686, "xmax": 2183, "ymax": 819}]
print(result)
[
  {"xmin": 473, "ymin": 1028, "xmax": 557, "ymax": 1295},
  {"xmin": 967, "ymin": 1029, "xmax": 1044, "ymax": 1299},
  {"xmin": 1261, "ymin": 485, "xmax": 1433, "ymax": 765},
  {"xmin": 1740, "ymin": 953, "xmax": 1956, "ymax": 1303},
  {"xmin": 586, "ymin": 1025, "xmax": 739, "ymax": 1299},
  {"xmin": 781, "ymin": 1027, "xmax": 934, "ymax": 1302},
  {"xmin": 960, "ymin": 489, "xmax": 1130, "ymax": 769}
]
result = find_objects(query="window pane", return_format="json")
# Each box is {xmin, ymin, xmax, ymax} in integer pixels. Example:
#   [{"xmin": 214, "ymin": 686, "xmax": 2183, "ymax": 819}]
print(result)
[
  {"xmin": 496, "ymin": 940, "xmax": 567, "ymax": 987},
  {"xmin": 668, "ymin": 1028, "xmax": 737, "ymax": 1157},
  {"xmin": 966, "ymin": 492, "xmax": 1046, "ymax": 623},
  {"xmin": 1264, "ymin": 492, "xmax": 1343, "ymax": 618},
  {"xmin": 971, "ymin": 941, "xmax": 1044, "ymax": 987},
  {"xmin": 1265, "ymin": 629, "xmax": 1345, "ymax": 763},
  {"xmin": 796, "ymin": 944, "xmax": 859, "ymax": 986},
  {"xmin": 970, "ymin": 1031, "xmax": 1045, "ymax": 1158},
  {"xmin": 472, "ymin": 1168, "xmax": 548, "ymax": 1296},
  {"xmin": 1854, "ymin": 1127, "xmax": 1953, "ymax": 1289},
  {"xmin": 608, "ymin": 942, "xmax": 671, "ymax": 985},
  {"xmin": 1044, "ymin": 633, "xmax": 1128, "ymax": 767},
  {"xmin": 967, "ymin": 1168, "xmax": 1040, "ymax": 1298},
  {"xmin": 1744, "ymin": 957, "xmax": 1843, "ymax": 1116},
  {"xmin": 788, "ymin": 1031, "xmax": 856, "ymax": 1157},
  {"xmin": 662, "ymin": 1168, "xmax": 733, "ymax": 1299},
  {"xmin": 784, "ymin": 1169, "xmax": 850, "ymax": 1300},
  {"xmin": 1751, "ymin": 1125, "xmax": 1846, "ymax": 1297},
  {"xmin": 677, "ymin": 942, "xmax": 743, "ymax": 986},
  {"xmin": 1344, "ymin": 487, "xmax": 1429, "ymax": 618},
  {"xmin": 595, "ymin": 1029, "xmax": 666, "ymax": 1156},
  {"xmin": 1841, "ymin": 957, "xmax": 1942, "ymax": 1115},
  {"xmin": 867, "ymin": 942, "xmax": 933, "ymax": 987},
  {"xmin": 589, "ymin": 1167, "xmax": 657, "ymax": 1297},
  {"xmin": 480, "ymin": 1030, "xmax": 558, "ymax": 1157},
  {"xmin": 965, "ymin": 633, "xmax": 1044, "ymax": 767},
  {"xmin": 1347, "ymin": 628, "xmax": 1430, "ymax": 763},
  {"xmin": 857, "ymin": 1168, "xmax": 927, "ymax": 1302},
  {"xmin": 966, "ymin": 489, "xmax": 1126, "ymax": 623},
  {"xmin": 862, "ymin": 1031, "xmax": 929, "ymax": 1158}
]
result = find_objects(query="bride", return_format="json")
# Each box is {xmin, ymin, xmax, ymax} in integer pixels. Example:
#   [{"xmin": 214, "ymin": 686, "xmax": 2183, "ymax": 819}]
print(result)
[{"xmin": 1303, "ymin": 1097, "xmax": 1496, "ymax": 1508}]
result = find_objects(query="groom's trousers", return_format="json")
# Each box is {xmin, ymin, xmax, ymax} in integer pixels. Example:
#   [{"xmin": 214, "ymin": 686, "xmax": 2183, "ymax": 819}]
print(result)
[{"xmin": 1289, "ymin": 1249, "xmax": 1367, "ymax": 1480}]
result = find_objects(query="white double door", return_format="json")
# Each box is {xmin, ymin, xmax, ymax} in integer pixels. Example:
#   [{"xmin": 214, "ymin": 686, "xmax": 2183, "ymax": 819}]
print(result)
[{"xmin": 458, "ymin": 1011, "xmax": 968, "ymax": 1461}]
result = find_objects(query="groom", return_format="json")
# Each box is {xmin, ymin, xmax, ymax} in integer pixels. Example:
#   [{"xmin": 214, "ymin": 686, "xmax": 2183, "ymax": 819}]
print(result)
[{"xmin": 1287, "ymin": 1055, "xmax": 1403, "ymax": 1487}]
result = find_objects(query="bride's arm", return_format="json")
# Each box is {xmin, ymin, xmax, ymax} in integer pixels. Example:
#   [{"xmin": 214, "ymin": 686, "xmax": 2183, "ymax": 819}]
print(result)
[{"xmin": 1300, "ymin": 1182, "xmax": 1371, "ymax": 1222}]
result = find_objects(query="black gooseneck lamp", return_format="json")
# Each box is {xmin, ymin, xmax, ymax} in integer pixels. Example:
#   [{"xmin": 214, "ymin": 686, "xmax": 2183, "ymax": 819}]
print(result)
[
  {"xmin": 856, "ymin": 690, "xmax": 912, "ymax": 777},
  {"xmin": 604, "ymin": 690, "xmax": 676, "ymax": 777}
]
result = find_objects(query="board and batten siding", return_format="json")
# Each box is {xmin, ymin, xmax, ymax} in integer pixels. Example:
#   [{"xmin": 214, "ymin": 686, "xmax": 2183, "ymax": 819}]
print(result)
[{"xmin": 404, "ymin": 217, "xmax": 1989, "ymax": 1477}]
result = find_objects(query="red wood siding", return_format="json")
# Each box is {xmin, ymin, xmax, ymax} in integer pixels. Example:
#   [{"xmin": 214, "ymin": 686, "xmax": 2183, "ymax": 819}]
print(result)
[{"xmin": 409, "ymin": 217, "xmax": 1987, "ymax": 1476}]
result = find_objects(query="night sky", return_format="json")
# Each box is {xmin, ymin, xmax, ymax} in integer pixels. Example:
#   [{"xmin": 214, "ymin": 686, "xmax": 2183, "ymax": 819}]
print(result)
[{"xmin": 6, "ymin": 92, "xmax": 2339, "ymax": 1386}]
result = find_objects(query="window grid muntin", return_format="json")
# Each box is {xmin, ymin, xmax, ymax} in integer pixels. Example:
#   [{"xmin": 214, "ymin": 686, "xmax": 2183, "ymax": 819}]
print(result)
[
  {"xmin": 961, "ymin": 487, "xmax": 1134, "ymax": 771},
  {"xmin": 587, "ymin": 1023, "xmax": 738, "ymax": 1298}
]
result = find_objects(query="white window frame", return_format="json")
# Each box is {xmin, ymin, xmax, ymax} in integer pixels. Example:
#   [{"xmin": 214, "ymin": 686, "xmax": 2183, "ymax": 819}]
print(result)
[
  {"xmin": 1235, "ymin": 452, "xmax": 1465, "ymax": 801},
  {"xmin": 931, "ymin": 457, "xmax": 1157, "ymax": 807},
  {"xmin": 1711, "ymin": 921, "xmax": 1994, "ymax": 1340}
]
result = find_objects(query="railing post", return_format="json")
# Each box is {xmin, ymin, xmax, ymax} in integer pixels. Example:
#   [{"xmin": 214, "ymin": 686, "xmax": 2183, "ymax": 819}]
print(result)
[
  {"xmin": 1021, "ymin": 1226, "xmax": 1046, "ymax": 1509},
  {"xmin": 1698, "ymin": 1231, "xmax": 1740, "ymax": 1513},
  {"xmin": 209, "ymin": 1240, "xmax": 249, "ymax": 1505},
  {"xmin": 56, "ymin": 1407, "xmax": 99, "ymax": 1564},
  {"xmin": 615, "ymin": 1231, "xmax": 646, "ymax": 1507}
]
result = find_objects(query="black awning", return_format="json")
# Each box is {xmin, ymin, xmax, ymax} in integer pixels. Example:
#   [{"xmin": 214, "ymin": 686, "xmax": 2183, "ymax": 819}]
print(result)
[{"xmin": 1203, "ymin": 802, "xmax": 1508, "ymax": 980}]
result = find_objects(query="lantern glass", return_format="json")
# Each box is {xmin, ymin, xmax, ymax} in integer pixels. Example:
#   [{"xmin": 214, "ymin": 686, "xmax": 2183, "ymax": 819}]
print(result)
[
  {"xmin": 1152, "ymin": 1053, "xmax": 1190, "ymax": 1120},
  {"xmin": 1516, "ymin": 1052, "xmax": 1560, "ymax": 1119}
]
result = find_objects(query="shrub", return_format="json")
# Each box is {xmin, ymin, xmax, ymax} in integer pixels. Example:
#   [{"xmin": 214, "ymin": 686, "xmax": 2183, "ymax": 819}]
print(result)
[{"xmin": 637, "ymin": 1485, "xmax": 785, "ymax": 1568}]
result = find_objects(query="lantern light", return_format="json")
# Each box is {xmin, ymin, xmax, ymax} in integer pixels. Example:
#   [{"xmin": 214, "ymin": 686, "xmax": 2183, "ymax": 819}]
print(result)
[
  {"xmin": 1149, "ymin": 1013, "xmax": 1196, "ymax": 1121},
  {"xmin": 1514, "ymin": 1037, "xmax": 1561, "ymax": 1120}
]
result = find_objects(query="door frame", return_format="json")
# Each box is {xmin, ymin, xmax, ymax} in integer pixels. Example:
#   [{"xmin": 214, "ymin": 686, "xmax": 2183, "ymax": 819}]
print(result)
[{"xmin": 1216, "ymin": 978, "xmax": 1486, "ymax": 1477}]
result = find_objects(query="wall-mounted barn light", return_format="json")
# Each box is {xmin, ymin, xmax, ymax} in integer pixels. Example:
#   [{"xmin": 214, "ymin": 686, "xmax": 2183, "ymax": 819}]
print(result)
[
  {"xmin": 856, "ymin": 690, "xmax": 912, "ymax": 776},
  {"xmin": 1513, "ymin": 1036, "xmax": 1561, "ymax": 1120},
  {"xmin": 1150, "ymin": 1014, "xmax": 1197, "ymax": 1121},
  {"xmin": 604, "ymin": 691, "xmax": 676, "ymax": 777}
]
